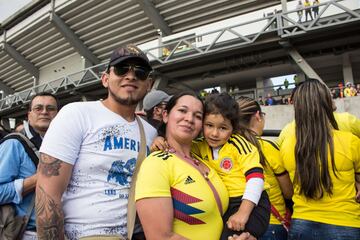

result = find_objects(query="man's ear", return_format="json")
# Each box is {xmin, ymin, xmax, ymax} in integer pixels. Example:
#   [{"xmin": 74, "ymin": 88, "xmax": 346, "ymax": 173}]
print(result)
[
  {"xmin": 147, "ymin": 78, "xmax": 154, "ymax": 92},
  {"xmin": 101, "ymin": 72, "xmax": 109, "ymax": 88}
]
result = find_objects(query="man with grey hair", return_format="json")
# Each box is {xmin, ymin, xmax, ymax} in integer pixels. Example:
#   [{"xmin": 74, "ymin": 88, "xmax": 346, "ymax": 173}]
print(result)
[{"xmin": 0, "ymin": 92, "xmax": 59, "ymax": 240}]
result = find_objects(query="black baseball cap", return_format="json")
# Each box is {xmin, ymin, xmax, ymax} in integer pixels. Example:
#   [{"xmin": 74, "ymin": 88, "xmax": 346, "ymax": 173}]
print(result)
[{"xmin": 107, "ymin": 44, "xmax": 152, "ymax": 70}]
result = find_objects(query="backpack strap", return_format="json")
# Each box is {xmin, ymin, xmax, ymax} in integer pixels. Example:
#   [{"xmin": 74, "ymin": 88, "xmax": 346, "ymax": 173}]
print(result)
[{"xmin": 0, "ymin": 133, "xmax": 39, "ymax": 167}]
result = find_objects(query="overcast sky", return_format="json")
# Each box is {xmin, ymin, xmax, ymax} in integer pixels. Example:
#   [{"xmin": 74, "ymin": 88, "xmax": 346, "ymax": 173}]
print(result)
[{"xmin": 0, "ymin": 0, "xmax": 31, "ymax": 23}]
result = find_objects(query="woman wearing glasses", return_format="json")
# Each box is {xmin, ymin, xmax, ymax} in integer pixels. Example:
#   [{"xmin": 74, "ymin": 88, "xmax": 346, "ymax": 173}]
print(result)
[
  {"xmin": 236, "ymin": 96, "xmax": 293, "ymax": 240},
  {"xmin": 280, "ymin": 79, "xmax": 360, "ymax": 240}
]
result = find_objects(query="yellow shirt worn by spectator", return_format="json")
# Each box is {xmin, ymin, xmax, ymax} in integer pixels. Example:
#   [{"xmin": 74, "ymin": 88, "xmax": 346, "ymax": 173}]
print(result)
[
  {"xmin": 344, "ymin": 87, "xmax": 353, "ymax": 97},
  {"xmin": 260, "ymin": 138, "xmax": 288, "ymax": 225},
  {"xmin": 277, "ymin": 112, "xmax": 360, "ymax": 146},
  {"xmin": 135, "ymin": 151, "xmax": 229, "ymax": 240},
  {"xmin": 192, "ymin": 134, "xmax": 263, "ymax": 198},
  {"xmin": 279, "ymin": 130, "xmax": 360, "ymax": 227}
]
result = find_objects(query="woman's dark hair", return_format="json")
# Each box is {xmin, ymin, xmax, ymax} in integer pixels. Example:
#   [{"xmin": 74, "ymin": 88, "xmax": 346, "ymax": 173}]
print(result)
[
  {"xmin": 204, "ymin": 92, "xmax": 240, "ymax": 131},
  {"xmin": 292, "ymin": 78, "xmax": 338, "ymax": 199},
  {"xmin": 158, "ymin": 91, "xmax": 204, "ymax": 137},
  {"xmin": 237, "ymin": 96, "xmax": 267, "ymax": 166}
]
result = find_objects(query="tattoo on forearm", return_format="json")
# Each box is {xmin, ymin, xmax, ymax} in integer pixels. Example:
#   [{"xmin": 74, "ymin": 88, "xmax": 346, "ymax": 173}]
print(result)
[
  {"xmin": 39, "ymin": 154, "xmax": 62, "ymax": 177},
  {"xmin": 36, "ymin": 186, "xmax": 65, "ymax": 240}
]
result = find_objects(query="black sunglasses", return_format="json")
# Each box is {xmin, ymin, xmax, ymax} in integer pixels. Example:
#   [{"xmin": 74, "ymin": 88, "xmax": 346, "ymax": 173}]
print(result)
[{"xmin": 112, "ymin": 64, "xmax": 151, "ymax": 80}]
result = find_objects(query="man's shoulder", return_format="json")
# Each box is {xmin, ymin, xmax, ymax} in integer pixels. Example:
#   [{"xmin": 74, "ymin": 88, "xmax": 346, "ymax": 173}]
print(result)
[
  {"xmin": 0, "ymin": 135, "xmax": 30, "ymax": 159},
  {"xmin": 62, "ymin": 101, "xmax": 100, "ymax": 112},
  {"xmin": 57, "ymin": 101, "xmax": 105, "ymax": 121},
  {"xmin": 0, "ymin": 136, "xmax": 24, "ymax": 148}
]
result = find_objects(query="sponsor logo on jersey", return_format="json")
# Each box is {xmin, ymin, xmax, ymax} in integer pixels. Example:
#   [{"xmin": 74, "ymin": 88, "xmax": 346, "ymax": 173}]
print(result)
[
  {"xmin": 184, "ymin": 176, "xmax": 195, "ymax": 184},
  {"xmin": 220, "ymin": 157, "xmax": 233, "ymax": 171}
]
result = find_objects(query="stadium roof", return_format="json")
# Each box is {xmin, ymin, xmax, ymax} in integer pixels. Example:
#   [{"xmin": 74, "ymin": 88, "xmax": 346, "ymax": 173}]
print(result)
[{"xmin": 0, "ymin": 0, "xmax": 287, "ymax": 93}]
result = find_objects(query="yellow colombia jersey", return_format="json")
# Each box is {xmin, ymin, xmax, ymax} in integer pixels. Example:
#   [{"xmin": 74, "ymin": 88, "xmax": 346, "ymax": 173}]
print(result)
[
  {"xmin": 135, "ymin": 151, "xmax": 229, "ymax": 240},
  {"xmin": 280, "ymin": 130, "xmax": 360, "ymax": 228},
  {"xmin": 277, "ymin": 112, "xmax": 360, "ymax": 146},
  {"xmin": 192, "ymin": 134, "xmax": 263, "ymax": 198},
  {"xmin": 259, "ymin": 138, "xmax": 287, "ymax": 225}
]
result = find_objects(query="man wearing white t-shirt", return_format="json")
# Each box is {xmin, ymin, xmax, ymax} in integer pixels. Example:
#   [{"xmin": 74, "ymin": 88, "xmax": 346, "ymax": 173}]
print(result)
[{"xmin": 35, "ymin": 45, "xmax": 157, "ymax": 240}]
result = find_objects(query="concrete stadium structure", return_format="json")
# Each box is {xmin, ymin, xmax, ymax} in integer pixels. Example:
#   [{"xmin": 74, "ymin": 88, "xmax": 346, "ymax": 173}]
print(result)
[{"xmin": 0, "ymin": 0, "xmax": 359, "ymax": 129}]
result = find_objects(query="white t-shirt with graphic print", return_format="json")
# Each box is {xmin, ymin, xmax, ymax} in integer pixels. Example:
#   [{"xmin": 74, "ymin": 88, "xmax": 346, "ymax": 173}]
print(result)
[{"xmin": 40, "ymin": 101, "xmax": 157, "ymax": 240}]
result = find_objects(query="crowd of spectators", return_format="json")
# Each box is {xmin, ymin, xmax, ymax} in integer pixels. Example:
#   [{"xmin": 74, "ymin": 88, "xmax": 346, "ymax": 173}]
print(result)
[{"xmin": 331, "ymin": 82, "xmax": 359, "ymax": 99}]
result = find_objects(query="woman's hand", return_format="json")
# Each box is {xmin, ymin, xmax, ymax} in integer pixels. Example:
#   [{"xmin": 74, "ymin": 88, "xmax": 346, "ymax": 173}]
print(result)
[{"xmin": 150, "ymin": 136, "xmax": 169, "ymax": 152}]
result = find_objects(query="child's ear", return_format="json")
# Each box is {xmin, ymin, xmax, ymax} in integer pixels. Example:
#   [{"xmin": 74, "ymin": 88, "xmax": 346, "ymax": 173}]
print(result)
[{"xmin": 255, "ymin": 111, "xmax": 262, "ymax": 122}]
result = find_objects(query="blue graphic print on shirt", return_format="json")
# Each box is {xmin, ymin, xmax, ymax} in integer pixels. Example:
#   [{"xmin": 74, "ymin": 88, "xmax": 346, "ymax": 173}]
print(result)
[{"xmin": 107, "ymin": 158, "xmax": 136, "ymax": 186}]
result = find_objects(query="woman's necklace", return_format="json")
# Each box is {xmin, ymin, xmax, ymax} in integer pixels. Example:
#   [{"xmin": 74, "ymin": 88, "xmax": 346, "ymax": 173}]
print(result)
[{"xmin": 168, "ymin": 147, "xmax": 209, "ymax": 180}]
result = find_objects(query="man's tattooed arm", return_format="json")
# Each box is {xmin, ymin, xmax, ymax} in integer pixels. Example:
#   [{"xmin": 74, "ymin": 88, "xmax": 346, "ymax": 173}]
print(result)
[
  {"xmin": 36, "ymin": 153, "xmax": 73, "ymax": 240},
  {"xmin": 39, "ymin": 154, "xmax": 62, "ymax": 177},
  {"xmin": 36, "ymin": 186, "xmax": 64, "ymax": 239}
]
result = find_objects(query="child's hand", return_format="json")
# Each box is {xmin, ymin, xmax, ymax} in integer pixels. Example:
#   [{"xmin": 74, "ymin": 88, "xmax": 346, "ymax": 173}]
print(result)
[
  {"xmin": 227, "ymin": 211, "xmax": 249, "ymax": 232},
  {"xmin": 150, "ymin": 136, "xmax": 169, "ymax": 152},
  {"xmin": 227, "ymin": 199, "xmax": 255, "ymax": 232},
  {"xmin": 228, "ymin": 232, "xmax": 256, "ymax": 240}
]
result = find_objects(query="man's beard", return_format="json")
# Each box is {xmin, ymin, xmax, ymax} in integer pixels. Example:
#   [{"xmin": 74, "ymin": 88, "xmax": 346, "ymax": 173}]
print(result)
[{"xmin": 108, "ymin": 87, "xmax": 143, "ymax": 106}]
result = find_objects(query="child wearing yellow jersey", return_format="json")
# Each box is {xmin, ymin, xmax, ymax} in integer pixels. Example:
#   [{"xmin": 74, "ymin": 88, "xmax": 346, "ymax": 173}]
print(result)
[{"xmin": 192, "ymin": 93, "xmax": 271, "ymax": 239}]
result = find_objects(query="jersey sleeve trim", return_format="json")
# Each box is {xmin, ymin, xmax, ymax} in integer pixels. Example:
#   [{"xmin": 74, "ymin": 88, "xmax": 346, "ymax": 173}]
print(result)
[
  {"xmin": 245, "ymin": 167, "xmax": 264, "ymax": 181},
  {"xmin": 261, "ymin": 138, "xmax": 280, "ymax": 150}
]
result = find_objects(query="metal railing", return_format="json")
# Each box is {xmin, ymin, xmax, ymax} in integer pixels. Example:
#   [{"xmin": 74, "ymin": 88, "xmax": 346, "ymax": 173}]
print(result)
[
  {"xmin": 143, "ymin": 0, "xmax": 360, "ymax": 63},
  {"xmin": 0, "ymin": 64, "xmax": 106, "ymax": 112},
  {"xmin": 1, "ymin": 0, "xmax": 359, "ymax": 114}
]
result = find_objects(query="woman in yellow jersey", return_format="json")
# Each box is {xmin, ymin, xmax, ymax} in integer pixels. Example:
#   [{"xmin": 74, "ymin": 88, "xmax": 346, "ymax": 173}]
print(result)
[
  {"xmin": 236, "ymin": 96, "xmax": 293, "ymax": 240},
  {"xmin": 280, "ymin": 79, "xmax": 360, "ymax": 240},
  {"xmin": 135, "ymin": 92, "xmax": 251, "ymax": 240}
]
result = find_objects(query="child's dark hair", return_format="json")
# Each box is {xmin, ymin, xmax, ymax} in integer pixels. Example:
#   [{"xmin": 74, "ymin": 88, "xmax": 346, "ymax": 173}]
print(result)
[
  {"xmin": 204, "ymin": 92, "xmax": 240, "ymax": 131},
  {"xmin": 237, "ymin": 96, "xmax": 267, "ymax": 166},
  {"xmin": 158, "ymin": 91, "xmax": 204, "ymax": 137}
]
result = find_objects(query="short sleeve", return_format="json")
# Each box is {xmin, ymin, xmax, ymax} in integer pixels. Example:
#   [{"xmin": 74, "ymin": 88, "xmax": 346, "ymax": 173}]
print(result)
[
  {"xmin": 230, "ymin": 135, "xmax": 262, "ymax": 174},
  {"xmin": 40, "ymin": 103, "xmax": 84, "ymax": 165},
  {"xmin": 135, "ymin": 152, "xmax": 171, "ymax": 200},
  {"xmin": 263, "ymin": 140, "xmax": 286, "ymax": 175},
  {"xmin": 348, "ymin": 114, "xmax": 360, "ymax": 138}
]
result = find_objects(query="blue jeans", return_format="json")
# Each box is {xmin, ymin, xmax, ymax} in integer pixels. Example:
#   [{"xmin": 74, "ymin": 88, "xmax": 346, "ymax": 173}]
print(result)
[
  {"xmin": 289, "ymin": 219, "xmax": 360, "ymax": 240},
  {"xmin": 259, "ymin": 224, "xmax": 287, "ymax": 240}
]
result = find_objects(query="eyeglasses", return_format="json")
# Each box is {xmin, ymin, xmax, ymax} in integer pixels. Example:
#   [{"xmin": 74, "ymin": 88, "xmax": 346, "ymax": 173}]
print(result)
[
  {"xmin": 31, "ymin": 104, "xmax": 58, "ymax": 113},
  {"xmin": 112, "ymin": 64, "xmax": 151, "ymax": 81}
]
